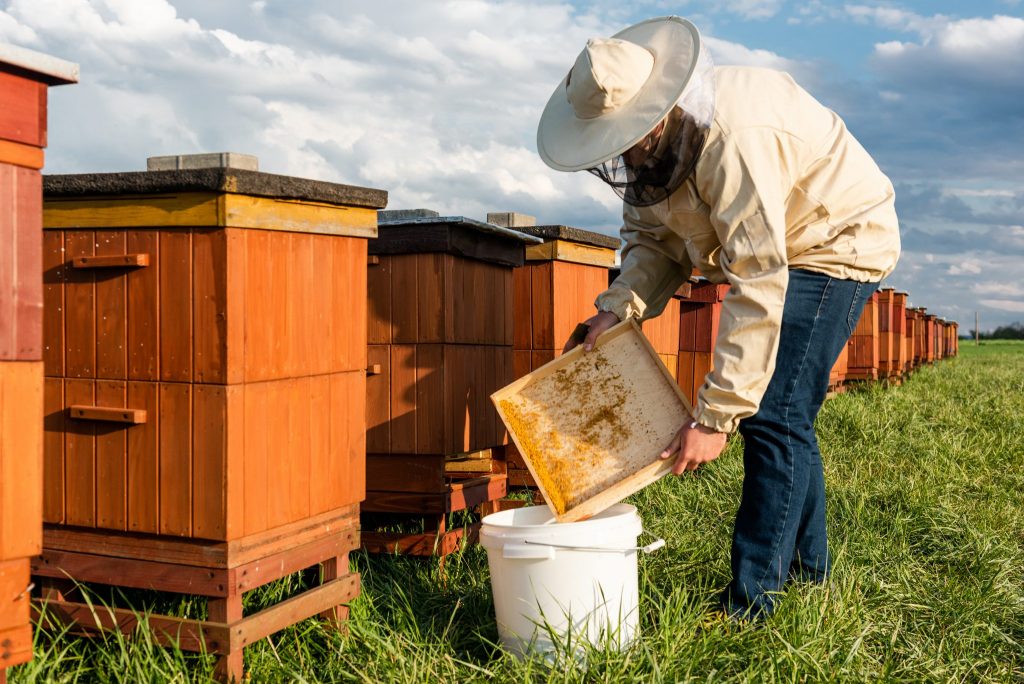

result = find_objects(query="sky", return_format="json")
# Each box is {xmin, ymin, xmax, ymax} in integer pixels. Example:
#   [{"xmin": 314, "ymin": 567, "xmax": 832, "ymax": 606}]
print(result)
[{"xmin": 2, "ymin": 0, "xmax": 1022, "ymax": 332}]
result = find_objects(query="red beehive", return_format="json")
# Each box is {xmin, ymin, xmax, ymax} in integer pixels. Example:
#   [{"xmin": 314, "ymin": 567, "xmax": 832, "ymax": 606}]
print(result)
[
  {"xmin": 501, "ymin": 216, "xmax": 619, "ymax": 492},
  {"xmin": 877, "ymin": 289, "xmax": 896, "ymax": 380},
  {"xmin": 892, "ymin": 291, "xmax": 909, "ymax": 380},
  {"xmin": 846, "ymin": 290, "xmax": 880, "ymax": 381},
  {"xmin": 677, "ymin": 279, "xmax": 729, "ymax": 408},
  {"xmin": 924, "ymin": 314, "xmax": 937, "ymax": 364},
  {"xmin": 38, "ymin": 156, "xmax": 386, "ymax": 681},
  {"xmin": 0, "ymin": 44, "xmax": 76, "ymax": 680},
  {"xmin": 363, "ymin": 210, "xmax": 540, "ymax": 555}
]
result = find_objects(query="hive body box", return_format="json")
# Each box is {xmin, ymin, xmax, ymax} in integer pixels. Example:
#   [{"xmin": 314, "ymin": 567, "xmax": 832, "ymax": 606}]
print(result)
[
  {"xmin": 846, "ymin": 291, "xmax": 880, "ymax": 381},
  {"xmin": 364, "ymin": 214, "xmax": 540, "ymax": 555},
  {"xmin": 0, "ymin": 44, "xmax": 77, "ymax": 681},
  {"xmin": 38, "ymin": 164, "xmax": 386, "ymax": 681},
  {"xmin": 506, "ymin": 225, "xmax": 620, "ymax": 490},
  {"xmin": 677, "ymin": 280, "xmax": 729, "ymax": 409}
]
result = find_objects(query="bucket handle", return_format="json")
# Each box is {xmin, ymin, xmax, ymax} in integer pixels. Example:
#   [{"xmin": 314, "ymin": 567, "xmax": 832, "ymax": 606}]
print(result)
[{"xmin": 517, "ymin": 532, "xmax": 666, "ymax": 555}]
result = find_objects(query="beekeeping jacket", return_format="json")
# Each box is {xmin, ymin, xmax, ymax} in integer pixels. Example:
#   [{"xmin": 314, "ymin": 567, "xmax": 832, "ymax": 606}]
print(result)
[{"xmin": 595, "ymin": 66, "xmax": 901, "ymax": 433}]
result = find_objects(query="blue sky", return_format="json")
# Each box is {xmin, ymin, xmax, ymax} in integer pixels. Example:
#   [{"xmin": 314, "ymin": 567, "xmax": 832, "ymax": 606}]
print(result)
[{"xmin": 2, "ymin": 0, "xmax": 1022, "ymax": 331}]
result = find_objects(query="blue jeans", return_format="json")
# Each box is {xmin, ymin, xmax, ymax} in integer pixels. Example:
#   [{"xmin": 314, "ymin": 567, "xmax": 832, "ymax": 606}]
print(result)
[{"xmin": 721, "ymin": 269, "xmax": 877, "ymax": 617}]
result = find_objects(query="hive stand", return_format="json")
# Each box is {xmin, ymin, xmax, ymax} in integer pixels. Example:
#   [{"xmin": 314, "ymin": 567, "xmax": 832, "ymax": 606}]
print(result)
[
  {"xmin": 363, "ymin": 210, "xmax": 542, "ymax": 556},
  {"xmin": 499, "ymin": 215, "xmax": 620, "ymax": 494},
  {"xmin": 0, "ymin": 44, "xmax": 77, "ymax": 683},
  {"xmin": 37, "ymin": 156, "xmax": 387, "ymax": 681}
]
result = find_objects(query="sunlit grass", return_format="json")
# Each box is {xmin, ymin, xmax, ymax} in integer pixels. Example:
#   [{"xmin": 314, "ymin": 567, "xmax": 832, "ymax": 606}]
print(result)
[{"xmin": 11, "ymin": 342, "xmax": 1024, "ymax": 682}]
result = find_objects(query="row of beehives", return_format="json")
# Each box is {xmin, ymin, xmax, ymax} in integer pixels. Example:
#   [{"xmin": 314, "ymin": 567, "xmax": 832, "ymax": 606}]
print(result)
[{"xmin": 1, "ymin": 45, "xmax": 961, "ymax": 682}]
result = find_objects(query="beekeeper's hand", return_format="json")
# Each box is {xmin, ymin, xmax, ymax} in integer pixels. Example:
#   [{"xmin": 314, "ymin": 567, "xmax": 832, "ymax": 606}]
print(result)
[
  {"xmin": 660, "ymin": 420, "xmax": 727, "ymax": 474},
  {"xmin": 563, "ymin": 310, "xmax": 620, "ymax": 353}
]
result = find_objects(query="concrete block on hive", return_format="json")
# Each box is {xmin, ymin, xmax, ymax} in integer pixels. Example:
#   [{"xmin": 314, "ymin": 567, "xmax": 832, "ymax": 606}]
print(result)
[
  {"xmin": 487, "ymin": 211, "xmax": 536, "ymax": 228},
  {"xmin": 146, "ymin": 152, "xmax": 259, "ymax": 172}
]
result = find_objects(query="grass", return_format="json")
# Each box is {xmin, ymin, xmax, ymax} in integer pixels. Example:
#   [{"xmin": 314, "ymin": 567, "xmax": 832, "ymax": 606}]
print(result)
[{"xmin": 11, "ymin": 341, "xmax": 1024, "ymax": 683}]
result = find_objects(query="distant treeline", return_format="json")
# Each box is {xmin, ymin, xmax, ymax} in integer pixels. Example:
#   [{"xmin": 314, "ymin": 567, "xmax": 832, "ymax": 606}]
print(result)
[{"xmin": 966, "ymin": 322, "xmax": 1024, "ymax": 340}]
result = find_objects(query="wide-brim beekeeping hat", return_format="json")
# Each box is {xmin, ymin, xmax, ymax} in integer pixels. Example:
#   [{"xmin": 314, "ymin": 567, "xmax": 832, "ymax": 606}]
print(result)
[{"xmin": 537, "ymin": 16, "xmax": 710, "ymax": 173}]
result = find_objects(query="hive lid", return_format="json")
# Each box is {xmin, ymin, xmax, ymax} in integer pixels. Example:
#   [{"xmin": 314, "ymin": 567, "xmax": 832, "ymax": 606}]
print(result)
[
  {"xmin": 0, "ymin": 43, "xmax": 78, "ymax": 84},
  {"xmin": 372, "ymin": 213, "xmax": 543, "ymax": 267},
  {"xmin": 44, "ymin": 167, "xmax": 388, "ymax": 209},
  {"xmin": 376, "ymin": 214, "xmax": 542, "ymax": 244},
  {"xmin": 515, "ymin": 224, "xmax": 621, "ymax": 250}
]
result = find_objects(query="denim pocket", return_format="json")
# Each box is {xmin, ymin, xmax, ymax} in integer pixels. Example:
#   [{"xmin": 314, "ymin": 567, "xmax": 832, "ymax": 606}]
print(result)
[{"xmin": 846, "ymin": 283, "xmax": 865, "ymax": 335}]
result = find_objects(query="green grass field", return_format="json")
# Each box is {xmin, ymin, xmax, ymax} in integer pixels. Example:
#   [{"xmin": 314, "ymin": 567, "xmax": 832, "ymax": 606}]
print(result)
[{"xmin": 13, "ymin": 342, "xmax": 1024, "ymax": 683}]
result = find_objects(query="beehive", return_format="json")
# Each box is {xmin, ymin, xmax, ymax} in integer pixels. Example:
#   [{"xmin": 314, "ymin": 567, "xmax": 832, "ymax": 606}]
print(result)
[
  {"xmin": 38, "ymin": 156, "xmax": 386, "ymax": 681},
  {"xmin": 0, "ymin": 44, "xmax": 77, "ymax": 680},
  {"xmin": 876, "ymin": 289, "xmax": 896, "ymax": 380},
  {"xmin": 846, "ymin": 291, "xmax": 880, "ymax": 381},
  {"xmin": 607, "ymin": 268, "xmax": 683, "ymax": 377},
  {"xmin": 892, "ymin": 291, "xmax": 909, "ymax": 379},
  {"xmin": 363, "ymin": 210, "xmax": 541, "ymax": 555},
  {"xmin": 502, "ymin": 216, "xmax": 619, "ymax": 491},
  {"xmin": 677, "ymin": 280, "xmax": 729, "ymax": 408}
]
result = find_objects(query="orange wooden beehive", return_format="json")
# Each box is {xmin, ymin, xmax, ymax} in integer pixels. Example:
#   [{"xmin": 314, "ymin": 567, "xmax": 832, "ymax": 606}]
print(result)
[
  {"xmin": 891, "ymin": 291, "xmax": 909, "ymax": 380},
  {"xmin": 37, "ymin": 156, "xmax": 386, "ymax": 681},
  {"xmin": 503, "ymin": 219, "xmax": 620, "ymax": 491},
  {"xmin": 846, "ymin": 290, "xmax": 880, "ymax": 381},
  {"xmin": 606, "ymin": 267, "xmax": 683, "ymax": 377},
  {"xmin": 363, "ymin": 210, "xmax": 541, "ymax": 555},
  {"xmin": 877, "ymin": 289, "xmax": 896, "ymax": 380},
  {"xmin": 0, "ymin": 44, "xmax": 77, "ymax": 681},
  {"xmin": 677, "ymin": 279, "xmax": 730, "ymax": 408}
]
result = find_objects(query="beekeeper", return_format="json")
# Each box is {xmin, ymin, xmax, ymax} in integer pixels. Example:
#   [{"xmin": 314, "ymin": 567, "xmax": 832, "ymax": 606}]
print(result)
[{"xmin": 540, "ymin": 16, "xmax": 900, "ymax": 617}]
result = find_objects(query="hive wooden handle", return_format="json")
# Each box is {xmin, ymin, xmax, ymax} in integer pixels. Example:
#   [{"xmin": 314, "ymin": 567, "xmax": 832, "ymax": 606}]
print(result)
[
  {"xmin": 368, "ymin": 255, "xmax": 380, "ymax": 266},
  {"xmin": 68, "ymin": 405, "xmax": 148, "ymax": 424},
  {"xmin": 72, "ymin": 254, "xmax": 150, "ymax": 269},
  {"xmin": 366, "ymin": 364, "xmax": 382, "ymax": 375}
]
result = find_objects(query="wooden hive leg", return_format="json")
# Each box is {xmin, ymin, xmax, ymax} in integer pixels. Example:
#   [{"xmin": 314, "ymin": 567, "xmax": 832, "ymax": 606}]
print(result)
[
  {"xmin": 319, "ymin": 553, "xmax": 351, "ymax": 630},
  {"xmin": 38, "ymin": 576, "xmax": 78, "ymax": 603},
  {"xmin": 208, "ymin": 589, "xmax": 243, "ymax": 683}
]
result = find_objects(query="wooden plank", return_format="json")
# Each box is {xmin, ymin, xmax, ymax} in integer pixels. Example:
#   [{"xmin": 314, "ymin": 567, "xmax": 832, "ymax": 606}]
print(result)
[
  {"xmin": 263, "ymin": 380, "xmax": 292, "ymax": 531},
  {"xmin": 308, "ymin": 375, "xmax": 333, "ymax": 516},
  {"xmin": 0, "ymin": 624, "xmax": 33, "ymax": 670},
  {"xmin": 31, "ymin": 550, "xmax": 229, "ymax": 597},
  {"xmin": 0, "ymin": 71, "xmax": 44, "ymax": 146},
  {"xmin": 68, "ymin": 405, "xmax": 145, "ymax": 424},
  {"xmin": 361, "ymin": 526, "xmax": 475, "ymax": 557},
  {"xmin": 390, "ymin": 254, "xmax": 418, "ymax": 344},
  {"xmin": 158, "ymin": 382, "xmax": 191, "ymax": 537},
  {"xmin": 37, "ymin": 600, "xmax": 228, "ymax": 654},
  {"xmin": 361, "ymin": 490, "xmax": 446, "ymax": 514},
  {"xmin": 0, "ymin": 363, "xmax": 42, "ymax": 557},
  {"xmin": 492, "ymin": 319, "xmax": 690, "ymax": 522},
  {"xmin": 332, "ymin": 237, "xmax": 366, "ymax": 372},
  {"xmin": 530, "ymin": 350, "xmax": 555, "ymax": 372},
  {"xmin": 0, "ymin": 560, "xmax": 31, "ymax": 632},
  {"xmin": 42, "ymin": 377, "xmax": 64, "ymax": 524},
  {"xmin": 193, "ymin": 384, "xmax": 227, "ymax": 541},
  {"xmin": 242, "ymin": 230, "xmax": 273, "ymax": 382},
  {"xmin": 389, "ymin": 345, "xmax": 417, "ymax": 454},
  {"xmin": 415, "ymin": 344, "xmax": 444, "ymax": 455},
  {"xmin": 365, "ymin": 345, "xmax": 391, "ymax": 454},
  {"xmin": 158, "ymin": 230, "xmax": 192, "ymax": 382},
  {"xmin": 416, "ymin": 253, "xmax": 444, "ymax": 342},
  {"xmin": 192, "ymin": 229, "xmax": 228, "ymax": 384},
  {"xmin": 230, "ymin": 574, "xmax": 359, "ymax": 651},
  {"xmin": 448, "ymin": 474, "xmax": 507, "ymax": 512},
  {"xmin": 676, "ymin": 351, "xmax": 696, "ymax": 408},
  {"xmin": 0, "ymin": 166, "xmax": 42, "ymax": 361},
  {"xmin": 43, "ymin": 193, "xmax": 220, "ymax": 230},
  {"xmin": 530, "ymin": 262, "xmax": 554, "ymax": 350},
  {"xmin": 125, "ymin": 230, "xmax": 159, "ymax": 381},
  {"xmin": 91, "ymin": 231, "xmax": 129, "ymax": 379},
  {"xmin": 92, "ymin": 381, "xmax": 127, "ymax": 531},
  {"xmin": 222, "ymin": 193, "xmax": 377, "ymax": 238},
  {"xmin": 242, "ymin": 381, "xmax": 268, "ymax": 537},
  {"xmin": 0, "ymin": 138, "xmax": 43, "ymax": 169},
  {"xmin": 288, "ymin": 377, "xmax": 312, "ymax": 525},
  {"xmin": 526, "ymin": 239, "xmax": 617, "ymax": 267},
  {"xmin": 63, "ymin": 379, "xmax": 96, "ymax": 527},
  {"xmin": 366, "ymin": 253, "xmax": 391, "ymax": 345},
  {"xmin": 513, "ymin": 350, "xmax": 531, "ymax": 380},
  {"xmin": 125, "ymin": 381, "xmax": 158, "ymax": 534},
  {"xmin": 42, "ymin": 231, "xmax": 65, "ymax": 376},
  {"xmin": 309, "ymin": 235, "xmax": 334, "ymax": 376},
  {"xmin": 331, "ymin": 371, "xmax": 364, "ymax": 508},
  {"xmin": 231, "ymin": 532, "xmax": 357, "ymax": 592},
  {"xmin": 286, "ymin": 234, "xmax": 313, "ymax": 377},
  {"xmin": 366, "ymin": 455, "xmax": 446, "ymax": 493},
  {"xmin": 62, "ymin": 231, "xmax": 95, "ymax": 378}
]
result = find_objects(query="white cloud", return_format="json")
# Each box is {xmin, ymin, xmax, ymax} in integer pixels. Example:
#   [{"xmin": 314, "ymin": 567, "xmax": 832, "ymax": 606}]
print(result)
[
  {"xmin": 723, "ymin": 0, "xmax": 783, "ymax": 20},
  {"xmin": 948, "ymin": 259, "xmax": 983, "ymax": 275},
  {"xmin": 970, "ymin": 281, "xmax": 1024, "ymax": 297},
  {"xmin": 981, "ymin": 298, "xmax": 1024, "ymax": 313}
]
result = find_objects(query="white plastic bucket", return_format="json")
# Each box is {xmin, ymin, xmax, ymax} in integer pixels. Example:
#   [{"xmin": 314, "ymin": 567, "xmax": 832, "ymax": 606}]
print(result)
[{"xmin": 479, "ymin": 503, "xmax": 663, "ymax": 659}]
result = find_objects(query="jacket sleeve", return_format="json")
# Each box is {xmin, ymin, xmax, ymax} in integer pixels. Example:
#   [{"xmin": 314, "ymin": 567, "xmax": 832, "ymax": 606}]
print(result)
[
  {"xmin": 595, "ymin": 202, "xmax": 692, "ymax": 322},
  {"xmin": 692, "ymin": 129, "xmax": 794, "ymax": 434}
]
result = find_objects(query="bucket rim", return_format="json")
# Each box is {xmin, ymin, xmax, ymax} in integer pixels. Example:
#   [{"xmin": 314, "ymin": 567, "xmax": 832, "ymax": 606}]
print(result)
[{"xmin": 480, "ymin": 502, "xmax": 640, "ymax": 532}]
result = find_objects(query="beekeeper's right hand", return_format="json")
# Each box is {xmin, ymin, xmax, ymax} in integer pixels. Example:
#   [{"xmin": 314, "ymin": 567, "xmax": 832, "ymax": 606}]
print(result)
[{"xmin": 563, "ymin": 310, "xmax": 620, "ymax": 354}]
